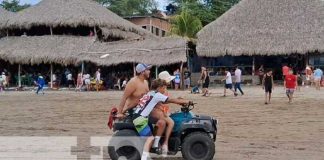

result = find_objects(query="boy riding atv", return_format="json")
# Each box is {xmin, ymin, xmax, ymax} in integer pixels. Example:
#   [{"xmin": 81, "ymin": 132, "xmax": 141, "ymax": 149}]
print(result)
[{"xmin": 133, "ymin": 78, "xmax": 192, "ymax": 160}]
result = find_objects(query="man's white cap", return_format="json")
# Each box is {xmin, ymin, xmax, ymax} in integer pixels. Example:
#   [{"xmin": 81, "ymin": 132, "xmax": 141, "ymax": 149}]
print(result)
[
  {"xmin": 159, "ymin": 71, "xmax": 175, "ymax": 83},
  {"xmin": 1, "ymin": 72, "xmax": 4, "ymax": 75}
]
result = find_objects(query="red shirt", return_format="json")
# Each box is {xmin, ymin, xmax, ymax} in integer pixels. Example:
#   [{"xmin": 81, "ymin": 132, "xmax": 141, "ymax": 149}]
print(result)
[
  {"xmin": 285, "ymin": 75, "xmax": 297, "ymax": 89},
  {"xmin": 282, "ymin": 66, "xmax": 290, "ymax": 76}
]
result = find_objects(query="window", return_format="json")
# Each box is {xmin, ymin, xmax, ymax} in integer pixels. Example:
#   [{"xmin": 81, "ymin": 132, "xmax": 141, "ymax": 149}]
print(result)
[
  {"xmin": 155, "ymin": 28, "xmax": 159, "ymax": 36},
  {"xmin": 142, "ymin": 26, "xmax": 147, "ymax": 29},
  {"xmin": 162, "ymin": 30, "xmax": 166, "ymax": 37}
]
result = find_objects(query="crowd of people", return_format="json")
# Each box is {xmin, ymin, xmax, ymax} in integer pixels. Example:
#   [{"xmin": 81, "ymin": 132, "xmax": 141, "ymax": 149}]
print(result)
[{"xmin": 0, "ymin": 67, "xmax": 132, "ymax": 93}]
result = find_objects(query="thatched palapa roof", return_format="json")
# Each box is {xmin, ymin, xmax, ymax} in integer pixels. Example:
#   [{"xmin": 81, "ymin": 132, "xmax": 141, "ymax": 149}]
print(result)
[
  {"xmin": 197, "ymin": 0, "xmax": 324, "ymax": 57},
  {"xmin": 0, "ymin": 7, "xmax": 14, "ymax": 29},
  {"xmin": 0, "ymin": 0, "xmax": 187, "ymax": 66},
  {"xmin": 4, "ymin": 0, "xmax": 150, "ymax": 38},
  {"xmin": 0, "ymin": 36, "xmax": 186, "ymax": 66}
]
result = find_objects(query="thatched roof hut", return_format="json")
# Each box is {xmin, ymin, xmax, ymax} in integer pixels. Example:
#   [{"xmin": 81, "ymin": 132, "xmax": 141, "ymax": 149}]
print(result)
[
  {"xmin": 0, "ymin": 0, "xmax": 187, "ymax": 66},
  {"xmin": 0, "ymin": 36, "xmax": 186, "ymax": 66},
  {"xmin": 197, "ymin": 0, "xmax": 324, "ymax": 57},
  {"xmin": 4, "ymin": 0, "xmax": 151, "ymax": 38},
  {"xmin": 0, "ymin": 7, "xmax": 14, "ymax": 29}
]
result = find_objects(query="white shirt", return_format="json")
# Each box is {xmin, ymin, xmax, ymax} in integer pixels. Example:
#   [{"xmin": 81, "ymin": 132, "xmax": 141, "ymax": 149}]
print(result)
[
  {"xmin": 1, "ymin": 75, "xmax": 6, "ymax": 83},
  {"xmin": 234, "ymin": 69, "xmax": 242, "ymax": 83},
  {"xmin": 96, "ymin": 71, "xmax": 101, "ymax": 81},
  {"xmin": 84, "ymin": 74, "xmax": 90, "ymax": 79},
  {"xmin": 122, "ymin": 80, "xmax": 127, "ymax": 87},
  {"xmin": 52, "ymin": 74, "xmax": 56, "ymax": 81},
  {"xmin": 225, "ymin": 72, "xmax": 232, "ymax": 84},
  {"xmin": 67, "ymin": 73, "xmax": 72, "ymax": 80},
  {"xmin": 135, "ymin": 91, "xmax": 168, "ymax": 117}
]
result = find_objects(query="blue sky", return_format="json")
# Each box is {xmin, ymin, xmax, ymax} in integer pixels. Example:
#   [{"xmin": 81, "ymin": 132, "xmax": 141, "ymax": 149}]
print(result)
[{"xmin": 0, "ymin": 0, "xmax": 169, "ymax": 10}]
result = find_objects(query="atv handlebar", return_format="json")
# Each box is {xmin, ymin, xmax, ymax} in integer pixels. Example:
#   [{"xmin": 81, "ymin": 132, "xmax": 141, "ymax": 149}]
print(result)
[{"xmin": 181, "ymin": 101, "xmax": 196, "ymax": 112}]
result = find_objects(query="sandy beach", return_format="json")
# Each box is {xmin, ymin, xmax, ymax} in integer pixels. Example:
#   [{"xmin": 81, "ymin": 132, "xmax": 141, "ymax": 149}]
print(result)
[{"xmin": 0, "ymin": 86, "xmax": 323, "ymax": 160}]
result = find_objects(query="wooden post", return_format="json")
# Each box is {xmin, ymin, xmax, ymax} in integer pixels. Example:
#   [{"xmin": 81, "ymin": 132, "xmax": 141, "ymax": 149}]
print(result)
[
  {"xmin": 94, "ymin": 27, "xmax": 97, "ymax": 37},
  {"xmin": 18, "ymin": 64, "xmax": 21, "ymax": 87},
  {"xmin": 81, "ymin": 61, "xmax": 85, "ymax": 75},
  {"xmin": 6, "ymin": 29, "xmax": 9, "ymax": 37},
  {"xmin": 155, "ymin": 66, "xmax": 159, "ymax": 79},
  {"xmin": 305, "ymin": 53, "xmax": 309, "ymax": 66},
  {"xmin": 50, "ymin": 27, "xmax": 53, "ymax": 35},
  {"xmin": 252, "ymin": 56, "xmax": 255, "ymax": 76},
  {"xmin": 180, "ymin": 62, "xmax": 184, "ymax": 90},
  {"xmin": 50, "ymin": 63, "xmax": 53, "ymax": 89}
]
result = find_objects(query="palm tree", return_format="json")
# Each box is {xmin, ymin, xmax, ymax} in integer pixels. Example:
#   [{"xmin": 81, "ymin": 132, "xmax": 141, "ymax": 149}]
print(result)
[{"xmin": 169, "ymin": 9, "xmax": 202, "ymax": 40}]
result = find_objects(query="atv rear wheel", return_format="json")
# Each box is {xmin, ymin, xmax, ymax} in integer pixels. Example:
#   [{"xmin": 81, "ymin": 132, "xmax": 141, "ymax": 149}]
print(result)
[
  {"xmin": 181, "ymin": 132, "xmax": 215, "ymax": 160},
  {"xmin": 108, "ymin": 129, "xmax": 143, "ymax": 160}
]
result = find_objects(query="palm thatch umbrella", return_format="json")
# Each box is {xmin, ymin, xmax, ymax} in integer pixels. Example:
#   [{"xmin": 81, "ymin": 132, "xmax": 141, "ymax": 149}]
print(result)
[
  {"xmin": 0, "ymin": 7, "xmax": 14, "ymax": 32},
  {"xmin": 0, "ymin": 35, "xmax": 186, "ymax": 66},
  {"xmin": 197, "ymin": 0, "xmax": 324, "ymax": 57},
  {"xmin": 4, "ymin": 0, "xmax": 150, "ymax": 38}
]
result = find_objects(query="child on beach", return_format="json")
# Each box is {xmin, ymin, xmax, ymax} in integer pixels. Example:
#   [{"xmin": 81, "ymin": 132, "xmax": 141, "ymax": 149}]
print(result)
[
  {"xmin": 36, "ymin": 75, "xmax": 45, "ymax": 94},
  {"xmin": 133, "ymin": 78, "xmax": 190, "ymax": 160},
  {"xmin": 285, "ymin": 69, "xmax": 297, "ymax": 103},
  {"xmin": 262, "ymin": 69, "xmax": 274, "ymax": 104}
]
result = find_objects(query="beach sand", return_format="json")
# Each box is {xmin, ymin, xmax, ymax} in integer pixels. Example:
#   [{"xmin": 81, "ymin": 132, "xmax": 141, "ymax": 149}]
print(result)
[{"xmin": 0, "ymin": 86, "xmax": 323, "ymax": 159}]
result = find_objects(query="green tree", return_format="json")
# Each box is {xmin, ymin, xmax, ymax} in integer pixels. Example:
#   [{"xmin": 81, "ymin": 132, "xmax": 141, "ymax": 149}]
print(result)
[
  {"xmin": 168, "ymin": 0, "xmax": 240, "ymax": 26},
  {"xmin": 95, "ymin": 0, "xmax": 158, "ymax": 16},
  {"xmin": 0, "ymin": 0, "xmax": 30, "ymax": 12},
  {"xmin": 170, "ymin": 10, "xmax": 202, "ymax": 39}
]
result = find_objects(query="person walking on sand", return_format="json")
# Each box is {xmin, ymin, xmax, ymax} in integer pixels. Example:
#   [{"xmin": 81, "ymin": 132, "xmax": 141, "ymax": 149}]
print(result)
[
  {"xmin": 314, "ymin": 67, "xmax": 323, "ymax": 90},
  {"xmin": 200, "ymin": 67, "xmax": 210, "ymax": 96},
  {"xmin": 262, "ymin": 69, "xmax": 274, "ymax": 104},
  {"xmin": 83, "ymin": 73, "xmax": 91, "ymax": 91},
  {"xmin": 36, "ymin": 74, "xmax": 45, "ymax": 95},
  {"xmin": 282, "ymin": 64, "xmax": 290, "ymax": 88},
  {"xmin": 234, "ymin": 65, "xmax": 244, "ymax": 95},
  {"xmin": 75, "ymin": 72, "xmax": 83, "ymax": 92},
  {"xmin": 95, "ymin": 68, "xmax": 101, "ymax": 92},
  {"xmin": 285, "ymin": 69, "xmax": 297, "ymax": 103},
  {"xmin": 222, "ymin": 69, "xmax": 238, "ymax": 97}
]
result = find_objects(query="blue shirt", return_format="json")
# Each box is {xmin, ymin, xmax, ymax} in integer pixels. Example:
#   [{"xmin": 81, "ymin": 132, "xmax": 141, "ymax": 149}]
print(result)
[
  {"xmin": 314, "ymin": 69, "xmax": 323, "ymax": 78},
  {"xmin": 37, "ymin": 78, "xmax": 45, "ymax": 86}
]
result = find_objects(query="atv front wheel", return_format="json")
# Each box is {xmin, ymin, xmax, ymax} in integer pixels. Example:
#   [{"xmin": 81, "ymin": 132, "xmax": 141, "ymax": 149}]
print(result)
[
  {"xmin": 108, "ymin": 129, "xmax": 143, "ymax": 160},
  {"xmin": 181, "ymin": 132, "xmax": 215, "ymax": 160}
]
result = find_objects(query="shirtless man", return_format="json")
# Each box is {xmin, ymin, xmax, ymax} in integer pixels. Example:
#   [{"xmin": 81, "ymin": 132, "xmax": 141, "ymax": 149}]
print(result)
[{"xmin": 117, "ymin": 63, "xmax": 151, "ymax": 117}]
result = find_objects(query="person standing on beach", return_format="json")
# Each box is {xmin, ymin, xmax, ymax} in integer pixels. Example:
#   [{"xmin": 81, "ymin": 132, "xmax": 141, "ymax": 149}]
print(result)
[
  {"xmin": 285, "ymin": 69, "xmax": 297, "ymax": 103},
  {"xmin": 183, "ymin": 67, "xmax": 191, "ymax": 90},
  {"xmin": 282, "ymin": 64, "xmax": 290, "ymax": 88},
  {"xmin": 95, "ymin": 68, "xmax": 101, "ymax": 92},
  {"xmin": 83, "ymin": 73, "xmax": 91, "ymax": 91},
  {"xmin": 305, "ymin": 65, "xmax": 312, "ymax": 87},
  {"xmin": 173, "ymin": 69, "xmax": 181, "ymax": 90},
  {"xmin": 76, "ymin": 72, "xmax": 83, "ymax": 92},
  {"xmin": 67, "ymin": 72, "xmax": 73, "ymax": 90},
  {"xmin": 262, "ymin": 69, "xmax": 274, "ymax": 104},
  {"xmin": 222, "ymin": 69, "xmax": 238, "ymax": 97},
  {"xmin": 313, "ymin": 67, "xmax": 323, "ymax": 90},
  {"xmin": 200, "ymin": 67, "xmax": 210, "ymax": 96},
  {"xmin": 234, "ymin": 65, "xmax": 244, "ymax": 95}
]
